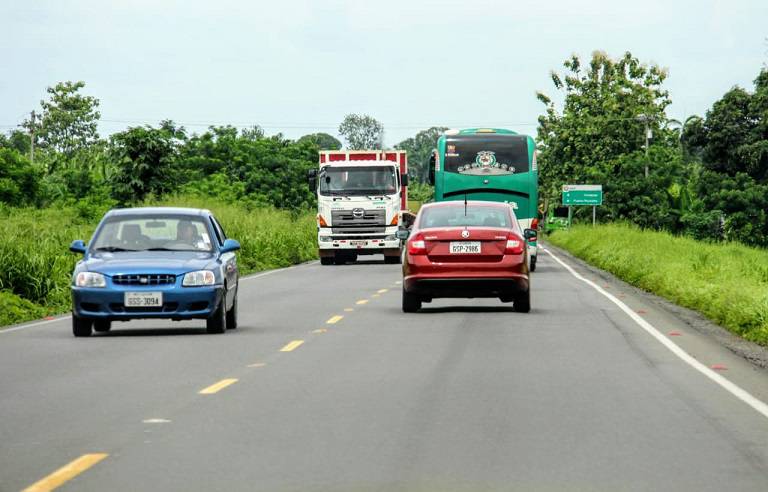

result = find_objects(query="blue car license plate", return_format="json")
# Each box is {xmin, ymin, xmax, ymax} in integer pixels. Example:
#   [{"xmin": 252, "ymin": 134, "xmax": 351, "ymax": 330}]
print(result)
[{"xmin": 124, "ymin": 292, "xmax": 163, "ymax": 307}]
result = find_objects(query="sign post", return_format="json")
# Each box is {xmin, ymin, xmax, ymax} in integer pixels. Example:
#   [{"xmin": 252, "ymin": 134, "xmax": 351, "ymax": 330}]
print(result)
[{"xmin": 562, "ymin": 185, "xmax": 603, "ymax": 226}]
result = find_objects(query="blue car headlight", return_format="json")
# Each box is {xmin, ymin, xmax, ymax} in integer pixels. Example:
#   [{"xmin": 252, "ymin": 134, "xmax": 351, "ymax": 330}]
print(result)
[
  {"xmin": 75, "ymin": 272, "xmax": 106, "ymax": 288},
  {"xmin": 182, "ymin": 270, "xmax": 216, "ymax": 287}
]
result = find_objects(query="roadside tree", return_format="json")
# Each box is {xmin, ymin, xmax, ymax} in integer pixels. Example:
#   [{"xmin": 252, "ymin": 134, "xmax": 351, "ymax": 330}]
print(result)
[{"xmin": 338, "ymin": 114, "xmax": 384, "ymax": 150}]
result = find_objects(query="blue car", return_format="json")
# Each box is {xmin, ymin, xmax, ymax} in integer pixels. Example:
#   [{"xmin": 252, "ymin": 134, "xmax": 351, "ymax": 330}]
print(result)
[{"xmin": 69, "ymin": 207, "xmax": 240, "ymax": 336}]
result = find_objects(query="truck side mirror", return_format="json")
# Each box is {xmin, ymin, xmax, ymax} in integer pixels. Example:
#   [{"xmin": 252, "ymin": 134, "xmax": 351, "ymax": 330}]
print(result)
[
  {"xmin": 307, "ymin": 169, "xmax": 317, "ymax": 191},
  {"xmin": 428, "ymin": 153, "xmax": 436, "ymax": 185},
  {"xmin": 401, "ymin": 173, "xmax": 409, "ymax": 187},
  {"xmin": 524, "ymin": 228, "xmax": 537, "ymax": 241}
]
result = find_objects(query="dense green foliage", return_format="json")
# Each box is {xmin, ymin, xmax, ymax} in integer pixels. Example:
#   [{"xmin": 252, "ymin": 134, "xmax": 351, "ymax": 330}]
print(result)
[
  {"xmin": 395, "ymin": 126, "xmax": 447, "ymax": 183},
  {"xmin": 682, "ymin": 70, "xmax": 768, "ymax": 246},
  {"xmin": 0, "ymin": 291, "xmax": 46, "ymax": 327},
  {"xmin": 536, "ymin": 51, "xmax": 676, "ymax": 227},
  {"xmin": 0, "ymin": 148, "xmax": 42, "ymax": 205},
  {"xmin": 548, "ymin": 224, "xmax": 768, "ymax": 346},
  {"xmin": 537, "ymin": 51, "xmax": 768, "ymax": 247},
  {"xmin": 338, "ymin": 113, "xmax": 384, "ymax": 150},
  {"xmin": 1, "ymin": 83, "xmax": 324, "ymax": 211},
  {"xmin": 0, "ymin": 198, "xmax": 316, "ymax": 328},
  {"xmin": 297, "ymin": 133, "xmax": 342, "ymax": 150}
]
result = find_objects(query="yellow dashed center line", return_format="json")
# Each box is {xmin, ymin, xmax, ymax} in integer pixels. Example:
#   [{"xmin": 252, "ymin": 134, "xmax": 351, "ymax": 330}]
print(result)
[
  {"xmin": 312, "ymin": 328, "xmax": 328, "ymax": 334},
  {"xmin": 356, "ymin": 299, "xmax": 369, "ymax": 305},
  {"xmin": 371, "ymin": 294, "xmax": 380, "ymax": 298},
  {"xmin": 22, "ymin": 453, "xmax": 108, "ymax": 492},
  {"xmin": 247, "ymin": 362, "xmax": 266, "ymax": 368},
  {"xmin": 394, "ymin": 281, "xmax": 402, "ymax": 285},
  {"xmin": 377, "ymin": 289, "xmax": 388, "ymax": 294},
  {"xmin": 326, "ymin": 315, "xmax": 344, "ymax": 324},
  {"xmin": 199, "ymin": 378, "xmax": 238, "ymax": 394},
  {"xmin": 280, "ymin": 340, "xmax": 305, "ymax": 352},
  {"xmin": 343, "ymin": 308, "xmax": 354, "ymax": 312}
]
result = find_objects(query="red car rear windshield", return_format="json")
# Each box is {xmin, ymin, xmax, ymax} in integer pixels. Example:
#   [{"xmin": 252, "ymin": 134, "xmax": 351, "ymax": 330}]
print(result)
[{"xmin": 418, "ymin": 205, "xmax": 516, "ymax": 229}]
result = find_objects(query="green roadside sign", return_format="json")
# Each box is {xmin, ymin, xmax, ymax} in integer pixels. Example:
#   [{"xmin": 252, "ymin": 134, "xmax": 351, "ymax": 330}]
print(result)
[{"xmin": 562, "ymin": 185, "xmax": 603, "ymax": 206}]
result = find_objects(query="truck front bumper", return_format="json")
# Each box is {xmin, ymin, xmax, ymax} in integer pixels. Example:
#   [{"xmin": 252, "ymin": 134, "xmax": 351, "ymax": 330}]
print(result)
[{"xmin": 318, "ymin": 229, "xmax": 401, "ymax": 255}]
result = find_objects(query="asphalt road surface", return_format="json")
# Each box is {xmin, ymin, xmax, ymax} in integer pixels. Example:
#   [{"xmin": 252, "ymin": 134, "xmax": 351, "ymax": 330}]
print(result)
[{"xmin": 2, "ymin": 246, "xmax": 768, "ymax": 491}]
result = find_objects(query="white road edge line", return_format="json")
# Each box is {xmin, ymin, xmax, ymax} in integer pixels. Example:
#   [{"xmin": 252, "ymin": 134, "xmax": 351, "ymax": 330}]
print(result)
[
  {"xmin": 542, "ymin": 246, "xmax": 768, "ymax": 420},
  {"xmin": 0, "ymin": 261, "xmax": 319, "ymax": 335},
  {"xmin": 239, "ymin": 260, "xmax": 319, "ymax": 282}
]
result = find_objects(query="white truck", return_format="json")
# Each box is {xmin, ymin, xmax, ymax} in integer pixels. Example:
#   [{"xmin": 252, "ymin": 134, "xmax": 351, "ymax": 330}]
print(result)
[{"xmin": 308, "ymin": 150, "xmax": 409, "ymax": 265}]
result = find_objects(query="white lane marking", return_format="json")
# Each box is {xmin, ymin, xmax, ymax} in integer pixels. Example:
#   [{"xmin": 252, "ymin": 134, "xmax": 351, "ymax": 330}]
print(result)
[
  {"xmin": 142, "ymin": 418, "xmax": 171, "ymax": 424},
  {"xmin": 239, "ymin": 260, "xmax": 319, "ymax": 282},
  {"xmin": 0, "ymin": 316, "xmax": 70, "ymax": 334},
  {"xmin": 542, "ymin": 247, "xmax": 768, "ymax": 420},
  {"xmin": 0, "ymin": 261, "xmax": 319, "ymax": 335}
]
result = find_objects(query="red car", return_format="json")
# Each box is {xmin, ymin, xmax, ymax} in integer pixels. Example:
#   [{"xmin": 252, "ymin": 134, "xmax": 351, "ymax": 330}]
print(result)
[{"xmin": 397, "ymin": 201, "xmax": 535, "ymax": 313}]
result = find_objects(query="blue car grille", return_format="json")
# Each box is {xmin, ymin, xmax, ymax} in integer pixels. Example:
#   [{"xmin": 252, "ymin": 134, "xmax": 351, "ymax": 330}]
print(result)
[{"xmin": 112, "ymin": 274, "xmax": 176, "ymax": 286}]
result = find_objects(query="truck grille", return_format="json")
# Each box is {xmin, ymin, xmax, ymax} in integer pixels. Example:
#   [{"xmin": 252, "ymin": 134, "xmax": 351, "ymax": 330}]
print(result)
[
  {"xmin": 331, "ymin": 209, "xmax": 386, "ymax": 234},
  {"xmin": 112, "ymin": 274, "xmax": 176, "ymax": 286}
]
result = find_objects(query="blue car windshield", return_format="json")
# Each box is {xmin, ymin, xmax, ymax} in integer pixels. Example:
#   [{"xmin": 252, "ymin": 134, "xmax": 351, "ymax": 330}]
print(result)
[{"xmin": 91, "ymin": 216, "xmax": 214, "ymax": 252}]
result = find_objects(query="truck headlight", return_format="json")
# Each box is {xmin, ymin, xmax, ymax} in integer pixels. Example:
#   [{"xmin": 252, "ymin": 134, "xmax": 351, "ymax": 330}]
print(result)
[
  {"xmin": 319, "ymin": 236, "xmax": 332, "ymax": 242},
  {"xmin": 182, "ymin": 270, "xmax": 216, "ymax": 286},
  {"xmin": 75, "ymin": 272, "xmax": 106, "ymax": 288},
  {"xmin": 384, "ymin": 235, "xmax": 397, "ymax": 241}
]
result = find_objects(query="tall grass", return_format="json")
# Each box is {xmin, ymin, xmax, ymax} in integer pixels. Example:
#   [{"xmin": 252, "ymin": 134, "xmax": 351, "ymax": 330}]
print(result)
[
  {"xmin": 548, "ymin": 224, "xmax": 768, "ymax": 346},
  {"xmin": 0, "ymin": 197, "xmax": 317, "ymax": 328}
]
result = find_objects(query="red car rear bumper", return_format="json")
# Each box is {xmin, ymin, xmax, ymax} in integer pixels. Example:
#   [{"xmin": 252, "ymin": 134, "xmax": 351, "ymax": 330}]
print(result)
[{"xmin": 403, "ymin": 254, "xmax": 529, "ymax": 299}]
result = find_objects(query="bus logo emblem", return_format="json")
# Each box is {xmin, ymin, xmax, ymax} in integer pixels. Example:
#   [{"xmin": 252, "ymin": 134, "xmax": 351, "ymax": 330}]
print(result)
[{"xmin": 476, "ymin": 151, "xmax": 497, "ymax": 168}]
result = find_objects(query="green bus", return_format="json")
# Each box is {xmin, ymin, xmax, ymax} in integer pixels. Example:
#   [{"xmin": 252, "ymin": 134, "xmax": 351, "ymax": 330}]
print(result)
[{"xmin": 428, "ymin": 128, "xmax": 539, "ymax": 270}]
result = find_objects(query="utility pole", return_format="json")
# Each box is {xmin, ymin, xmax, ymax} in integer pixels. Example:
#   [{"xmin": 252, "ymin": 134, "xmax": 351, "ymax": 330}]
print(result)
[
  {"xmin": 29, "ymin": 110, "xmax": 36, "ymax": 164},
  {"xmin": 637, "ymin": 114, "xmax": 652, "ymax": 178}
]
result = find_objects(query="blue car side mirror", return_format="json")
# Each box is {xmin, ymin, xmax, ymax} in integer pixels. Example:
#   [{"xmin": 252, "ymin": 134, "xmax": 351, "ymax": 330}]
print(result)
[
  {"xmin": 70, "ymin": 240, "xmax": 87, "ymax": 254},
  {"xmin": 221, "ymin": 239, "xmax": 241, "ymax": 254}
]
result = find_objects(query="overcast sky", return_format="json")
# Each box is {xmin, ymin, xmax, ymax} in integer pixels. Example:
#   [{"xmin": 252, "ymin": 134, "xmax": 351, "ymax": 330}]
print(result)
[{"xmin": 1, "ymin": 0, "xmax": 766, "ymax": 145}]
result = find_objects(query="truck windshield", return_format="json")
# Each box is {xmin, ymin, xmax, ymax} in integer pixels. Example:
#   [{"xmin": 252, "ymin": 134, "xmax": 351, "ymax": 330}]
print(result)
[{"xmin": 319, "ymin": 166, "xmax": 397, "ymax": 196}]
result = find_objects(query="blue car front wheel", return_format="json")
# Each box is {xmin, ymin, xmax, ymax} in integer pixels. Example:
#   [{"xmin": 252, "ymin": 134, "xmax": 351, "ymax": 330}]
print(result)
[
  {"xmin": 226, "ymin": 294, "xmax": 238, "ymax": 330},
  {"xmin": 72, "ymin": 314, "xmax": 93, "ymax": 337},
  {"xmin": 206, "ymin": 295, "xmax": 227, "ymax": 334}
]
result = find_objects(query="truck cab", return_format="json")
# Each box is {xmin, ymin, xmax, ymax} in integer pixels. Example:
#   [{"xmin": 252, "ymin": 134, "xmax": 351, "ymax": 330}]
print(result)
[{"xmin": 308, "ymin": 151, "xmax": 408, "ymax": 265}]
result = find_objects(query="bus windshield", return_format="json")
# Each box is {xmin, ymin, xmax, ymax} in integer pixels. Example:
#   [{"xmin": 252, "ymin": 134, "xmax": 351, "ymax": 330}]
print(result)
[
  {"xmin": 319, "ymin": 166, "xmax": 397, "ymax": 196},
  {"xmin": 444, "ymin": 135, "xmax": 529, "ymax": 175}
]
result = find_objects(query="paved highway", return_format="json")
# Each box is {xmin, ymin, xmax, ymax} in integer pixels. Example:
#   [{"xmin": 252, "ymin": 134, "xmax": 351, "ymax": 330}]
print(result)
[{"xmin": 2, "ymin": 246, "xmax": 768, "ymax": 491}]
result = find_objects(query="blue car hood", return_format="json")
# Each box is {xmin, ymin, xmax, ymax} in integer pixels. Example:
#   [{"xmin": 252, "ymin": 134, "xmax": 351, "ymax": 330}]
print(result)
[{"xmin": 84, "ymin": 251, "xmax": 217, "ymax": 276}]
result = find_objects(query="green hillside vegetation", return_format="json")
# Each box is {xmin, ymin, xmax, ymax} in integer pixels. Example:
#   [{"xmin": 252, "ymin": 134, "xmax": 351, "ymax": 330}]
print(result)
[{"xmin": 548, "ymin": 224, "xmax": 768, "ymax": 346}]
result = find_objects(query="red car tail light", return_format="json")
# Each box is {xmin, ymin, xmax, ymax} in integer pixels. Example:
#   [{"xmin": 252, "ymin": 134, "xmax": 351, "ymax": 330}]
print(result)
[
  {"xmin": 408, "ymin": 233, "xmax": 427, "ymax": 255},
  {"xmin": 505, "ymin": 233, "xmax": 525, "ymax": 254}
]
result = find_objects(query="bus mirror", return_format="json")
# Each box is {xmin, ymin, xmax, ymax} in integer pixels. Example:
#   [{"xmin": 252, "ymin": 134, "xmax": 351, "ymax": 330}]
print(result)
[
  {"xmin": 428, "ymin": 153, "xmax": 436, "ymax": 185},
  {"xmin": 524, "ymin": 229, "xmax": 537, "ymax": 240},
  {"xmin": 401, "ymin": 173, "xmax": 409, "ymax": 187},
  {"xmin": 307, "ymin": 169, "xmax": 317, "ymax": 191}
]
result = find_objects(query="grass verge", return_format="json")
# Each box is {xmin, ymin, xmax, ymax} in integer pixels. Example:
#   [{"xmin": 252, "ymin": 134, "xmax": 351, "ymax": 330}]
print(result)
[
  {"xmin": 547, "ymin": 223, "xmax": 768, "ymax": 346},
  {"xmin": 0, "ymin": 196, "xmax": 317, "ymax": 329}
]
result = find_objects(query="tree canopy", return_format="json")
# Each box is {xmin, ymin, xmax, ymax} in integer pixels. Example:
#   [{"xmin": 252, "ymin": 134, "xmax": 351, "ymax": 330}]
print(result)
[{"xmin": 338, "ymin": 114, "xmax": 384, "ymax": 150}]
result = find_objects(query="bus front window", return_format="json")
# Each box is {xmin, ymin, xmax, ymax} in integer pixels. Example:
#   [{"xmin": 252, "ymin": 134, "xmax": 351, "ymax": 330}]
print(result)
[{"xmin": 444, "ymin": 135, "xmax": 530, "ymax": 176}]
